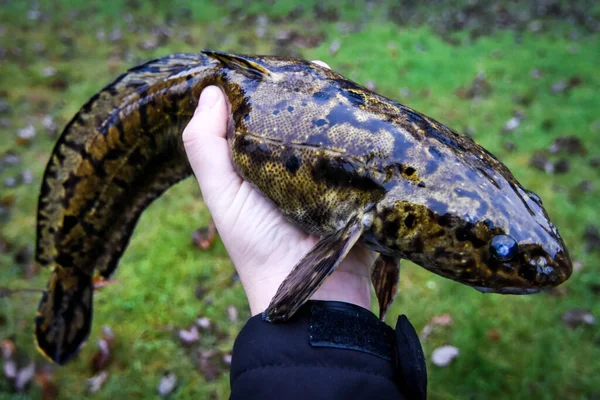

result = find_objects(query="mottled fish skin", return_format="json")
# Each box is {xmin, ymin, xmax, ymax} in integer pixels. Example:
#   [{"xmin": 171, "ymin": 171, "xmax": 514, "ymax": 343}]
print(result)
[{"xmin": 34, "ymin": 51, "xmax": 572, "ymax": 364}]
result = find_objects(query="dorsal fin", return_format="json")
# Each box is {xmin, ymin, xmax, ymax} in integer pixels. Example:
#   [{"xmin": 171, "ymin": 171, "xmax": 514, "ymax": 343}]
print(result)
[{"xmin": 203, "ymin": 50, "xmax": 271, "ymax": 79}]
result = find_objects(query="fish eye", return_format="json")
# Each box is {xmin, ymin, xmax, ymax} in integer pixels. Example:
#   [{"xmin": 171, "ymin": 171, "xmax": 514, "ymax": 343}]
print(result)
[{"xmin": 489, "ymin": 235, "xmax": 518, "ymax": 262}]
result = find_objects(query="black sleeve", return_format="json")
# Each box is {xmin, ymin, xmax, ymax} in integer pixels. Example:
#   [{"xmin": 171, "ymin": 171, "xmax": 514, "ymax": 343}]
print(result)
[{"xmin": 229, "ymin": 301, "xmax": 427, "ymax": 400}]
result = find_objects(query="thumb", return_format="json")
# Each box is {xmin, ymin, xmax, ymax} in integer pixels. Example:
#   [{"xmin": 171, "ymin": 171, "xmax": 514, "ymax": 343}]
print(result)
[{"xmin": 182, "ymin": 86, "xmax": 241, "ymax": 213}]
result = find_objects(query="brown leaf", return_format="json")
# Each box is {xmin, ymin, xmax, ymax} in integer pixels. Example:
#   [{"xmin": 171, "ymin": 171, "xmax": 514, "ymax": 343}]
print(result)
[
  {"xmin": 420, "ymin": 313, "xmax": 453, "ymax": 340},
  {"xmin": 548, "ymin": 136, "xmax": 587, "ymax": 155},
  {"xmin": 1, "ymin": 339, "xmax": 15, "ymax": 359},
  {"xmin": 584, "ymin": 225, "xmax": 600, "ymax": 253},
  {"xmin": 196, "ymin": 349, "xmax": 223, "ymax": 382},
  {"xmin": 91, "ymin": 339, "xmax": 111, "ymax": 373},
  {"xmin": 34, "ymin": 368, "xmax": 59, "ymax": 400},
  {"xmin": 14, "ymin": 245, "xmax": 33, "ymax": 266},
  {"xmin": 561, "ymin": 308, "xmax": 596, "ymax": 329},
  {"xmin": 487, "ymin": 328, "xmax": 501, "ymax": 341},
  {"xmin": 456, "ymin": 73, "xmax": 493, "ymax": 100},
  {"xmin": 192, "ymin": 219, "xmax": 217, "ymax": 250},
  {"xmin": 91, "ymin": 326, "xmax": 115, "ymax": 372},
  {"xmin": 430, "ymin": 313, "xmax": 453, "ymax": 326}
]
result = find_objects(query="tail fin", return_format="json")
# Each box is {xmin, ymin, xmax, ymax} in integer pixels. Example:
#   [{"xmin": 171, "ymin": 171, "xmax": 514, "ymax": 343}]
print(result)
[{"xmin": 34, "ymin": 268, "xmax": 93, "ymax": 365}]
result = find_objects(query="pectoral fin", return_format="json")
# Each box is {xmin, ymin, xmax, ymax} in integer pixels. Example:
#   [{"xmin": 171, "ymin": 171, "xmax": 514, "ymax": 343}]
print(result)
[
  {"xmin": 372, "ymin": 255, "xmax": 401, "ymax": 321},
  {"xmin": 264, "ymin": 218, "xmax": 363, "ymax": 322}
]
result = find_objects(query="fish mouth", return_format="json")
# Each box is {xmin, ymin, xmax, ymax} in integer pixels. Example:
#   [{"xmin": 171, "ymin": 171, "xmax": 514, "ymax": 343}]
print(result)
[{"xmin": 474, "ymin": 286, "xmax": 541, "ymax": 295}]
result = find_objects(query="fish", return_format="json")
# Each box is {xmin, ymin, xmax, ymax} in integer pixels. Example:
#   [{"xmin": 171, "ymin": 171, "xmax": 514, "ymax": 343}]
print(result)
[{"xmin": 34, "ymin": 51, "xmax": 572, "ymax": 365}]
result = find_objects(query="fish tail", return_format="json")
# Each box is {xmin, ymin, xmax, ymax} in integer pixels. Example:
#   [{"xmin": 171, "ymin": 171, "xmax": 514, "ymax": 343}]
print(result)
[{"xmin": 34, "ymin": 267, "xmax": 93, "ymax": 365}]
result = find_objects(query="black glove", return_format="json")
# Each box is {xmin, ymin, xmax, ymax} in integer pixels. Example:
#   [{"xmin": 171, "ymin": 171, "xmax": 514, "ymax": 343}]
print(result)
[{"xmin": 230, "ymin": 300, "xmax": 427, "ymax": 400}]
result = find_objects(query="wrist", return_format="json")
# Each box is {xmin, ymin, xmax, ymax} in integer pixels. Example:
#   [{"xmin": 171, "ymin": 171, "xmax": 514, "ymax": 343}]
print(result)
[
  {"xmin": 238, "ymin": 246, "xmax": 375, "ymax": 316},
  {"xmin": 309, "ymin": 269, "xmax": 371, "ymax": 310}
]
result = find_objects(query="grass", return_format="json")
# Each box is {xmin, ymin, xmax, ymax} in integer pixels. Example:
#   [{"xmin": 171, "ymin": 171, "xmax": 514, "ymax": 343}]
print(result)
[{"xmin": 0, "ymin": 1, "xmax": 599, "ymax": 398}]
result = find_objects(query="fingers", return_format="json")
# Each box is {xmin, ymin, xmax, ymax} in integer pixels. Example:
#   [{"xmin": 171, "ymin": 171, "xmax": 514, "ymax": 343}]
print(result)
[{"xmin": 182, "ymin": 86, "xmax": 241, "ymax": 213}]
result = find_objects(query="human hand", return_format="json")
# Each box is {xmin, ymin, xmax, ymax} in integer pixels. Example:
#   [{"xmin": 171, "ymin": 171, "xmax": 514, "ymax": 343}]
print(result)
[{"xmin": 182, "ymin": 61, "xmax": 377, "ymax": 316}]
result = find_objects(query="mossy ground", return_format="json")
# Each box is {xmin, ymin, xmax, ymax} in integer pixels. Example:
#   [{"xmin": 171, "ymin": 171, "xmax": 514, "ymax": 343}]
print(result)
[{"xmin": 1, "ymin": 1, "xmax": 599, "ymax": 399}]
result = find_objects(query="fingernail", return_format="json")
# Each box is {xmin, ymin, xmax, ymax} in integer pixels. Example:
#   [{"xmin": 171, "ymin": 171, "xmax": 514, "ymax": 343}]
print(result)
[{"xmin": 197, "ymin": 86, "xmax": 220, "ymax": 113}]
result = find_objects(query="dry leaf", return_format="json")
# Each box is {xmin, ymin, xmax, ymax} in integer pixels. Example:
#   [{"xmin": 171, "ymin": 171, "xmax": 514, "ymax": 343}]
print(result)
[
  {"xmin": 420, "ymin": 313, "xmax": 453, "ymax": 340},
  {"xmin": 561, "ymin": 309, "xmax": 595, "ymax": 329},
  {"xmin": 431, "ymin": 345, "xmax": 459, "ymax": 367},
  {"xmin": 196, "ymin": 317, "xmax": 212, "ymax": 330},
  {"xmin": 227, "ymin": 305, "xmax": 238, "ymax": 323},
  {"xmin": 87, "ymin": 371, "xmax": 108, "ymax": 394},
  {"xmin": 15, "ymin": 362, "xmax": 36, "ymax": 391},
  {"xmin": 192, "ymin": 219, "xmax": 217, "ymax": 250},
  {"xmin": 178, "ymin": 325, "xmax": 200, "ymax": 346},
  {"xmin": 157, "ymin": 372, "xmax": 177, "ymax": 397}
]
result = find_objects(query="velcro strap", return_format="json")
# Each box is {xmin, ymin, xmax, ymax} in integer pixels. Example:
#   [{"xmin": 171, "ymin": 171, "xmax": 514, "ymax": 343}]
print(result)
[{"xmin": 308, "ymin": 301, "xmax": 395, "ymax": 361}]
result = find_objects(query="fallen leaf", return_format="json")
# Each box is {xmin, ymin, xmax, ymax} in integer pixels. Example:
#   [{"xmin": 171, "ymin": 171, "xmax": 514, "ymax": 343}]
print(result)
[
  {"xmin": 364, "ymin": 80, "xmax": 377, "ymax": 91},
  {"xmin": 1, "ymin": 339, "xmax": 15, "ymax": 359},
  {"xmin": 14, "ymin": 245, "xmax": 33, "ymax": 266},
  {"xmin": 157, "ymin": 372, "xmax": 177, "ymax": 397},
  {"xmin": 91, "ymin": 339, "xmax": 111, "ymax": 373},
  {"xmin": 420, "ymin": 313, "xmax": 453, "ymax": 340},
  {"xmin": 178, "ymin": 325, "xmax": 200, "ymax": 346},
  {"xmin": 583, "ymin": 225, "xmax": 600, "ymax": 253},
  {"xmin": 20, "ymin": 169, "xmax": 33, "ymax": 184},
  {"xmin": 431, "ymin": 345, "xmax": 459, "ymax": 367},
  {"xmin": 1, "ymin": 151, "xmax": 20, "ymax": 166},
  {"xmin": 196, "ymin": 317, "xmax": 212, "ymax": 331},
  {"xmin": 34, "ymin": 368, "xmax": 58, "ymax": 400},
  {"xmin": 3, "ymin": 360, "xmax": 17, "ymax": 380},
  {"xmin": 196, "ymin": 349, "xmax": 222, "ymax": 382},
  {"xmin": 487, "ymin": 328, "xmax": 501, "ymax": 341},
  {"xmin": 550, "ymin": 80, "xmax": 568, "ymax": 94},
  {"xmin": 227, "ymin": 305, "xmax": 238, "ymax": 323},
  {"xmin": 503, "ymin": 116, "xmax": 522, "ymax": 133},
  {"xmin": 548, "ymin": 136, "xmax": 587, "ymax": 155},
  {"xmin": 561, "ymin": 308, "xmax": 595, "ymax": 329},
  {"xmin": 87, "ymin": 371, "xmax": 108, "ymax": 394},
  {"xmin": 15, "ymin": 362, "xmax": 35, "ymax": 391},
  {"xmin": 328, "ymin": 39, "xmax": 341, "ymax": 55},
  {"xmin": 574, "ymin": 180, "xmax": 594, "ymax": 194},
  {"xmin": 529, "ymin": 151, "xmax": 553, "ymax": 173},
  {"xmin": 530, "ymin": 69, "xmax": 543, "ymax": 79},
  {"xmin": 456, "ymin": 73, "xmax": 492, "ymax": 100},
  {"xmin": 91, "ymin": 326, "xmax": 115, "ymax": 372},
  {"xmin": 503, "ymin": 141, "xmax": 517, "ymax": 152},
  {"xmin": 553, "ymin": 159, "xmax": 570, "ymax": 174},
  {"xmin": 192, "ymin": 219, "xmax": 217, "ymax": 250},
  {"xmin": 41, "ymin": 115, "xmax": 57, "ymax": 137},
  {"xmin": 15, "ymin": 124, "xmax": 36, "ymax": 146}
]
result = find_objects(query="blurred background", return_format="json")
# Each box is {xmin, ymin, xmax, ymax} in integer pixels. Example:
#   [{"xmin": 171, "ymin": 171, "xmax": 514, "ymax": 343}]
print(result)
[{"xmin": 0, "ymin": 0, "xmax": 598, "ymax": 398}]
